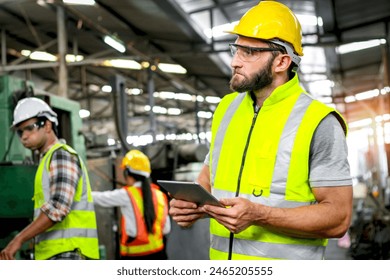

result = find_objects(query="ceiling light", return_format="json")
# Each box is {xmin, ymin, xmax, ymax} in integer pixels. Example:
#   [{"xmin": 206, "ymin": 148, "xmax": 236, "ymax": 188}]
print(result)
[
  {"xmin": 197, "ymin": 111, "xmax": 212, "ymax": 119},
  {"xmin": 159, "ymin": 91, "xmax": 176, "ymax": 99},
  {"xmin": 381, "ymin": 87, "xmax": 390, "ymax": 95},
  {"xmin": 22, "ymin": 50, "xmax": 84, "ymax": 62},
  {"xmin": 127, "ymin": 135, "xmax": 153, "ymax": 147},
  {"xmin": 174, "ymin": 93, "xmax": 192, "ymax": 101},
  {"xmin": 126, "ymin": 88, "xmax": 142, "ymax": 95},
  {"xmin": 63, "ymin": 0, "xmax": 95, "ymax": 5},
  {"xmin": 205, "ymin": 96, "xmax": 221, "ymax": 103},
  {"xmin": 153, "ymin": 106, "xmax": 167, "ymax": 114},
  {"xmin": 101, "ymin": 85, "xmax": 112, "ymax": 93},
  {"xmin": 156, "ymin": 134, "xmax": 165, "ymax": 141},
  {"xmin": 198, "ymin": 131, "xmax": 212, "ymax": 141},
  {"xmin": 21, "ymin": 50, "xmax": 57, "ymax": 61},
  {"xmin": 165, "ymin": 134, "xmax": 177, "ymax": 140},
  {"xmin": 344, "ymin": 96, "xmax": 356, "ymax": 103},
  {"xmin": 37, "ymin": 0, "xmax": 54, "ymax": 6},
  {"xmin": 204, "ymin": 21, "xmax": 238, "ymax": 39},
  {"xmin": 355, "ymin": 89, "xmax": 379, "ymax": 100},
  {"xmin": 88, "ymin": 84, "xmax": 100, "ymax": 92},
  {"xmin": 379, "ymin": 114, "xmax": 390, "ymax": 122},
  {"xmin": 196, "ymin": 95, "xmax": 204, "ymax": 102},
  {"xmin": 296, "ymin": 14, "xmax": 319, "ymax": 26},
  {"xmin": 103, "ymin": 35, "xmax": 126, "ymax": 53},
  {"xmin": 107, "ymin": 138, "xmax": 116, "ymax": 146},
  {"xmin": 102, "ymin": 59, "xmax": 141, "ymax": 69},
  {"xmin": 79, "ymin": 109, "xmax": 90, "ymax": 119},
  {"xmin": 66, "ymin": 54, "xmax": 84, "ymax": 62},
  {"xmin": 348, "ymin": 118, "xmax": 372, "ymax": 129},
  {"xmin": 167, "ymin": 108, "xmax": 181, "ymax": 115},
  {"xmin": 141, "ymin": 61, "xmax": 150, "ymax": 68},
  {"xmin": 158, "ymin": 63, "xmax": 187, "ymax": 74},
  {"xmin": 337, "ymin": 39, "xmax": 386, "ymax": 54}
]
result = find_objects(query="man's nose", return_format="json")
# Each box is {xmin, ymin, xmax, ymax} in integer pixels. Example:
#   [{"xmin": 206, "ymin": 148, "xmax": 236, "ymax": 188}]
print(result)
[
  {"xmin": 231, "ymin": 52, "xmax": 242, "ymax": 68},
  {"xmin": 19, "ymin": 129, "xmax": 29, "ymax": 139}
]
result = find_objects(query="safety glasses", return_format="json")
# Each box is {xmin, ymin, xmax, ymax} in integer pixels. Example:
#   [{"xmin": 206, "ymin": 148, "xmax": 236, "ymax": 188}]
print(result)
[
  {"xmin": 16, "ymin": 121, "xmax": 45, "ymax": 137},
  {"xmin": 229, "ymin": 43, "xmax": 281, "ymax": 62}
]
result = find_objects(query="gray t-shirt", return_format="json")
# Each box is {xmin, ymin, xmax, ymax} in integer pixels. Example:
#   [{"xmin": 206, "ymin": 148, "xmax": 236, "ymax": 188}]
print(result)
[
  {"xmin": 204, "ymin": 113, "xmax": 352, "ymax": 188},
  {"xmin": 308, "ymin": 113, "xmax": 352, "ymax": 187}
]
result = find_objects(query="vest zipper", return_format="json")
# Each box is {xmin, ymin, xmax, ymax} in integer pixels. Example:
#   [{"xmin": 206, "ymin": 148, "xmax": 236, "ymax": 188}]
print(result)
[{"xmin": 228, "ymin": 105, "xmax": 260, "ymax": 260}]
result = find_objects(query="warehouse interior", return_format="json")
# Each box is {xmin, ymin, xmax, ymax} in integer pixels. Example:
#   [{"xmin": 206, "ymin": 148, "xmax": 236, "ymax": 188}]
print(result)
[{"xmin": 1, "ymin": 0, "xmax": 390, "ymax": 260}]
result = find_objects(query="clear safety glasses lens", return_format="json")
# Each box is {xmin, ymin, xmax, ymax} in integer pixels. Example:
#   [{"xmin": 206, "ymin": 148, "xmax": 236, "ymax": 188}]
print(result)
[
  {"xmin": 16, "ymin": 121, "xmax": 44, "ymax": 137},
  {"xmin": 229, "ymin": 43, "xmax": 280, "ymax": 62}
]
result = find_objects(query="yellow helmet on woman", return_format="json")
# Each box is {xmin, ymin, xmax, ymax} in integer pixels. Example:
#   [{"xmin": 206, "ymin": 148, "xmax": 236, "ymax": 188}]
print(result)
[
  {"xmin": 227, "ymin": 1, "xmax": 303, "ymax": 64},
  {"xmin": 121, "ymin": 150, "xmax": 151, "ymax": 177}
]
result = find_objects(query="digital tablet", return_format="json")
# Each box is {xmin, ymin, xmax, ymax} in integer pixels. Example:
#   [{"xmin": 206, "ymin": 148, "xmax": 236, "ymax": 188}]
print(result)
[{"xmin": 157, "ymin": 180, "xmax": 223, "ymax": 207}]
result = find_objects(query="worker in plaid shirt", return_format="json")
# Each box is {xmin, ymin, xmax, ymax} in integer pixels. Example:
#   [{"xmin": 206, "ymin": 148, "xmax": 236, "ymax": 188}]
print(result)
[{"xmin": 0, "ymin": 97, "xmax": 99, "ymax": 260}]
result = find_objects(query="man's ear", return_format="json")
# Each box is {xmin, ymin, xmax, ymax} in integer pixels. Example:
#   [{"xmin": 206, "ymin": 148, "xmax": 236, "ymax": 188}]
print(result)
[
  {"xmin": 44, "ymin": 120, "xmax": 52, "ymax": 132},
  {"xmin": 274, "ymin": 54, "xmax": 292, "ymax": 73}
]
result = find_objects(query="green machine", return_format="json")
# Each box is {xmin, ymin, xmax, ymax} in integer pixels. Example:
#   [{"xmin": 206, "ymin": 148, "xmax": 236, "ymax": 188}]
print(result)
[{"xmin": 0, "ymin": 75, "xmax": 86, "ymax": 258}]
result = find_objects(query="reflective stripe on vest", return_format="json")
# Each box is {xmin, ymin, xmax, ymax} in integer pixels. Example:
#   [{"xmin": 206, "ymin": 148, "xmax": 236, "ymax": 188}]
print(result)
[
  {"xmin": 120, "ymin": 184, "xmax": 167, "ymax": 256},
  {"xmin": 209, "ymin": 76, "xmax": 346, "ymax": 260},
  {"xmin": 211, "ymin": 235, "xmax": 325, "ymax": 260},
  {"xmin": 33, "ymin": 143, "xmax": 99, "ymax": 260},
  {"xmin": 33, "ymin": 200, "xmax": 95, "ymax": 217},
  {"xmin": 37, "ymin": 228, "xmax": 98, "ymax": 241}
]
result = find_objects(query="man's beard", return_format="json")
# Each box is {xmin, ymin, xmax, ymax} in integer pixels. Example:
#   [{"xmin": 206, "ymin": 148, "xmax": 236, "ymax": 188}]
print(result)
[{"xmin": 229, "ymin": 57, "xmax": 274, "ymax": 92}]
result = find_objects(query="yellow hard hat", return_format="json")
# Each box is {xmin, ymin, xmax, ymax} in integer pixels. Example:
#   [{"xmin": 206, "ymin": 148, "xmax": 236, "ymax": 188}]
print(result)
[
  {"xmin": 121, "ymin": 150, "xmax": 151, "ymax": 177},
  {"xmin": 227, "ymin": 1, "xmax": 303, "ymax": 61}
]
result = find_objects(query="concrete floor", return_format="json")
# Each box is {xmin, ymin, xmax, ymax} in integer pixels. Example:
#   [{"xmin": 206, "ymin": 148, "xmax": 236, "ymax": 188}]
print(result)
[{"xmin": 324, "ymin": 239, "xmax": 352, "ymax": 260}]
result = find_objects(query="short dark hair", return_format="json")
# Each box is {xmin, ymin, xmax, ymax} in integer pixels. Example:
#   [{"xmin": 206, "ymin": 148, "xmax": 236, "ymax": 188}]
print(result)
[{"xmin": 37, "ymin": 117, "xmax": 58, "ymax": 136}]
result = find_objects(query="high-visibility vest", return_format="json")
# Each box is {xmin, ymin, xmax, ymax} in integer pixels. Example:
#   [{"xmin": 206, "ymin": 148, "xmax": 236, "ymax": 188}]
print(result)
[
  {"xmin": 33, "ymin": 143, "xmax": 99, "ymax": 260},
  {"xmin": 120, "ymin": 183, "xmax": 168, "ymax": 257},
  {"xmin": 209, "ymin": 74, "xmax": 347, "ymax": 260}
]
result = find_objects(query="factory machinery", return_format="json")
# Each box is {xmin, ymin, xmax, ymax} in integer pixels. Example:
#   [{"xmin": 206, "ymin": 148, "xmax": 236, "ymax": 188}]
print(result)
[{"xmin": 348, "ymin": 177, "xmax": 390, "ymax": 260}]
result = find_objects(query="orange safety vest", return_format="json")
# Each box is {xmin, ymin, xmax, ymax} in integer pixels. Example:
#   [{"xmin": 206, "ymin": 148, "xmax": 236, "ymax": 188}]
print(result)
[{"xmin": 120, "ymin": 183, "xmax": 168, "ymax": 257}]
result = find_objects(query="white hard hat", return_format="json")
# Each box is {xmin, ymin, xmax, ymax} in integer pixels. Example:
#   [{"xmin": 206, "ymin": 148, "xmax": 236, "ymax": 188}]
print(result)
[{"xmin": 12, "ymin": 97, "xmax": 58, "ymax": 128}]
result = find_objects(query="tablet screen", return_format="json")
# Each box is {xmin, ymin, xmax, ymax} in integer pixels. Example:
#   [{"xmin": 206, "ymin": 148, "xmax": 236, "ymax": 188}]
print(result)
[{"xmin": 157, "ymin": 180, "xmax": 223, "ymax": 207}]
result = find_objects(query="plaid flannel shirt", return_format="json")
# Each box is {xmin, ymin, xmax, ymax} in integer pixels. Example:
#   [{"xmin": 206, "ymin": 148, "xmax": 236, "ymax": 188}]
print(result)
[{"xmin": 40, "ymin": 144, "xmax": 82, "ymax": 222}]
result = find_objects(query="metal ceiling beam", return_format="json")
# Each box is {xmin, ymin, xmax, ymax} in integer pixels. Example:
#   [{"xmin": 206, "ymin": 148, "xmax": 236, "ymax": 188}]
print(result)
[
  {"xmin": 184, "ymin": 0, "xmax": 250, "ymax": 15},
  {"xmin": 60, "ymin": 0, "xmax": 221, "ymax": 98},
  {"xmin": 151, "ymin": 0, "xmax": 207, "ymax": 42},
  {"xmin": 57, "ymin": 5, "xmax": 68, "ymax": 98}
]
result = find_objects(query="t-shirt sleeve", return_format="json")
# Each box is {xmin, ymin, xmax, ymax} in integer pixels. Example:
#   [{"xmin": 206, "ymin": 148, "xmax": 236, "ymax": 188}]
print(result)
[
  {"xmin": 309, "ymin": 113, "xmax": 353, "ymax": 187},
  {"xmin": 204, "ymin": 151, "xmax": 210, "ymax": 166}
]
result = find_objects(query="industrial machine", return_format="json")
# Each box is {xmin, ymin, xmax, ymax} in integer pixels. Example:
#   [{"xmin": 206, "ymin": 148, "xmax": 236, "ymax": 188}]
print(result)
[
  {"xmin": 0, "ymin": 75, "xmax": 86, "ymax": 259},
  {"xmin": 348, "ymin": 184, "xmax": 390, "ymax": 260},
  {"xmin": 345, "ymin": 171, "xmax": 390, "ymax": 260}
]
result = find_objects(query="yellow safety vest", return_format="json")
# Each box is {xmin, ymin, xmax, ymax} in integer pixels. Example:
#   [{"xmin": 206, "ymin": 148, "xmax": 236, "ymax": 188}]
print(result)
[
  {"xmin": 33, "ymin": 143, "xmax": 99, "ymax": 260},
  {"xmin": 120, "ymin": 183, "xmax": 168, "ymax": 256},
  {"xmin": 209, "ymin": 74, "xmax": 347, "ymax": 260}
]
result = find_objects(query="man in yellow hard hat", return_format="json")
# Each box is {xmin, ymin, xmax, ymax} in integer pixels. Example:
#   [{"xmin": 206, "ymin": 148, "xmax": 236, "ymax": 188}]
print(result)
[
  {"xmin": 92, "ymin": 150, "xmax": 170, "ymax": 259},
  {"xmin": 169, "ymin": 1, "xmax": 353, "ymax": 260}
]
